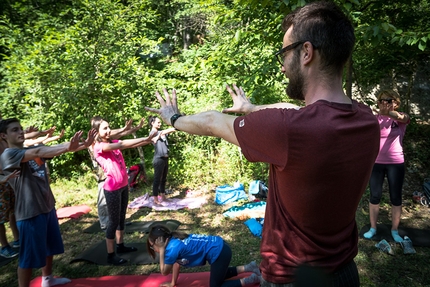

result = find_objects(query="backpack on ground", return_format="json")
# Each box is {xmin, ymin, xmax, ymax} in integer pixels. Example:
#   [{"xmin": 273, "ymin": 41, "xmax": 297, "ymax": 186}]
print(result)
[
  {"xmin": 421, "ymin": 178, "xmax": 430, "ymax": 207},
  {"xmin": 127, "ymin": 164, "xmax": 146, "ymax": 190},
  {"xmin": 249, "ymin": 180, "xmax": 268, "ymax": 199}
]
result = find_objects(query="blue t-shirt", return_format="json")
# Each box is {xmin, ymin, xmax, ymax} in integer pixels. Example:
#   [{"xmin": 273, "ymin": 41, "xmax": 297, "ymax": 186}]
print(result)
[{"xmin": 164, "ymin": 234, "xmax": 224, "ymax": 267}]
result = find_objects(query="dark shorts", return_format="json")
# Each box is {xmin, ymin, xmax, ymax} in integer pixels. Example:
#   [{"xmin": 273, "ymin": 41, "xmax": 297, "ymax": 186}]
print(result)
[{"xmin": 17, "ymin": 209, "xmax": 64, "ymax": 269}]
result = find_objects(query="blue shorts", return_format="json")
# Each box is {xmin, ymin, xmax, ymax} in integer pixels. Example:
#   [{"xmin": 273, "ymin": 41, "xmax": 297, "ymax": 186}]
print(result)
[{"xmin": 17, "ymin": 208, "xmax": 64, "ymax": 269}]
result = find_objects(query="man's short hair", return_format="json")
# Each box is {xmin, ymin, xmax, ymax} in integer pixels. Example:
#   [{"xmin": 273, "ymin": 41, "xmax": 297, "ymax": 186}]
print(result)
[
  {"xmin": 0, "ymin": 118, "xmax": 20, "ymax": 134},
  {"xmin": 282, "ymin": 1, "xmax": 355, "ymax": 75}
]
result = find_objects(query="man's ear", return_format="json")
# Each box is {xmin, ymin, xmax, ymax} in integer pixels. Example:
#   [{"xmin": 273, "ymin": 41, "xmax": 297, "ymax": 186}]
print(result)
[{"xmin": 302, "ymin": 41, "xmax": 315, "ymax": 65}]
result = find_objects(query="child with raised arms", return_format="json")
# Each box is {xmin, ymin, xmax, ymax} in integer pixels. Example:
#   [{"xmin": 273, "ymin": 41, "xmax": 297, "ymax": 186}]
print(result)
[{"xmin": 91, "ymin": 117, "xmax": 154, "ymax": 265}]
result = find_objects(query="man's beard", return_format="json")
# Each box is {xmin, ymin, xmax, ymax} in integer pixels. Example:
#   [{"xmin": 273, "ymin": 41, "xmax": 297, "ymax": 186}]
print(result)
[{"xmin": 285, "ymin": 52, "xmax": 305, "ymax": 101}]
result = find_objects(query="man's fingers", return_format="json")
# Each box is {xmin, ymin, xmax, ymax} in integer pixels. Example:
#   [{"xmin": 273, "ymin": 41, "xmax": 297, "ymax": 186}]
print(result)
[
  {"xmin": 233, "ymin": 84, "xmax": 241, "ymax": 94},
  {"xmin": 239, "ymin": 87, "xmax": 246, "ymax": 98},
  {"xmin": 171, "ymin": 89, "xmax": 177, "ymax": 108},
  {"xmin": 155, "ymin": 91, "xmax": 166, "ymax": 107},
  {"xmin": 162, "ymin": 88, "xmax": 171, "ymax": 106},
  {"xmin": 145, "ymin": 107, "xmax": 161, "ymax": 113},
  {"xmin": 226, "ymin": 84, "xmax": 234, "ymax": 95}
]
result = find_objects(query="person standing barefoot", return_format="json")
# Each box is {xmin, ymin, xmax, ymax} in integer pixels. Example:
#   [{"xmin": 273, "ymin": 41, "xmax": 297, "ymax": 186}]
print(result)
[{"xmin": 148, "ymin": 116, "xmax": 176, "ymax": 204}]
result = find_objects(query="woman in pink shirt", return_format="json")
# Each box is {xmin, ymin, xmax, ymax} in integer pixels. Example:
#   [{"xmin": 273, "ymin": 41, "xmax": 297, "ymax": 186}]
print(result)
[
  {"xmin": 92, "ymin": 117, "xmax": 153, "ymax": 265},
  {"xmin": 364, "ymin": 90, "xmax": 410, "ymax": 242}
]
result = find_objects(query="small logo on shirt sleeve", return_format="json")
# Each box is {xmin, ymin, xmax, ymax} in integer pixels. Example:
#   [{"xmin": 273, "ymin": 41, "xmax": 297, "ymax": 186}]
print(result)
[{"xmin": 239, "ymin": 119, "xmax": 245, "ymax": 127}]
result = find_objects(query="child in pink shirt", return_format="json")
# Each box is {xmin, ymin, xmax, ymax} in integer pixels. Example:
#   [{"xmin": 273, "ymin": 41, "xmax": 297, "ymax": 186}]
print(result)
[{"xmin": 92, "ymin": 117, "xmax": 153, "ymax": 265}]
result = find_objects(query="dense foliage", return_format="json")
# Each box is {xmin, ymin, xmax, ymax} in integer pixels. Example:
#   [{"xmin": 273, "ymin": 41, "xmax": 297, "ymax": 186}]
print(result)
[{"xmin": 0, "ymin": 0, "xmax": 429, "ymax": 187}]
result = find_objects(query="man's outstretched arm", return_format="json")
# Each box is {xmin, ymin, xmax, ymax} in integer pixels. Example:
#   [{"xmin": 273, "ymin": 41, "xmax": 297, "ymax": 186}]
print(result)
[{"xmin": 145, "ymin": 88, "xmax": 239, "ymax": 146}]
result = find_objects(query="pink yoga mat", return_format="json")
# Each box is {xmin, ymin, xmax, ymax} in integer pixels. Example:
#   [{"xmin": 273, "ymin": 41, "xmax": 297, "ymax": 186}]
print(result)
[
  {"xmin": 56, "ymin": 205, "xmax": 91, "ymax": 219},
  {"xmin": 138, "ymin": 272, "xmax": 259, "ymax": 287},
  {"xmin": 30, "ymin": 275, "xmax": 149, "ymax": 287},
  {"xmin": 30, "ymin": 272, "xmax": 259, "ymax": 287}
]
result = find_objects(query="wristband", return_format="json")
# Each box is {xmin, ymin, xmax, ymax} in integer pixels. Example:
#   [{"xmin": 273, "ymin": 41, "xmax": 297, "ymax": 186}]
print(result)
[{"xmin": 170, "ymin": 114, "xmax": 183, "ymax": 129}]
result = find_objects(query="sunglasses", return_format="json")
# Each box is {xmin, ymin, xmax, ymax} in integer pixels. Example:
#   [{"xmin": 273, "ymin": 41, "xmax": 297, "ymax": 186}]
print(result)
[
  {"xmin": 378, "ymin": 98, "xmax": 393, "ymax": 104},
  {"xmin": 275, "ymin": 41, "xmax": 318, "ymax": 66}
]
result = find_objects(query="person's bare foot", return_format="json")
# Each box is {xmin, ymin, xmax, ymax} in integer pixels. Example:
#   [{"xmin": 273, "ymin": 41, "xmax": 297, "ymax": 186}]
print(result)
[
  {"xmin": 153, "ymin": 196, "xmax": 161, "ymax": 205},
  {"xmin": 160, "ymin": 193, "xmax": 167, "ymax": 201}
]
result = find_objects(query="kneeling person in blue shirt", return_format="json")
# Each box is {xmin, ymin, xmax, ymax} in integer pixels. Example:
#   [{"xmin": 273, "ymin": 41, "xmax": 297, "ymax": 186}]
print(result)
[{"xmin": 147, "ymin": 224, "xmax": 261, "ymax": 287}]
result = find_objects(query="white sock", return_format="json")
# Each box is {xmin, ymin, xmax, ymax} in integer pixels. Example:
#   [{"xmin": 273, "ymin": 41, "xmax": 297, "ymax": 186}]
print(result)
[
  {"xmin": 244, "ymin": 261, "xmax": 261, "ymax": 276},
  {"xmin": 241, "ymin": 273, "xmax": 260, "ymax": 286},
  {"xmin": 41, "ymin": 275, "xmax": 71, "ymax": 287}
]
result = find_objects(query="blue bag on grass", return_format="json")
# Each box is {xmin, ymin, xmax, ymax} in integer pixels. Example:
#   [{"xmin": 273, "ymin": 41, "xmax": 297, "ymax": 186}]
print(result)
[
  {"xmin": 215, "ymin": 182, "xmax": 247, "ymax": 205},
  {"xmin": 244, "ymin": 218, "xmax": 263, "ymax": 238}
]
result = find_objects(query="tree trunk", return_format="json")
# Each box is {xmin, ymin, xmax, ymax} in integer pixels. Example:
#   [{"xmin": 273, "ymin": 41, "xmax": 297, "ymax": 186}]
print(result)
[{"xmin": 132, "ymin": 132, "xmax": 147, "ymax": 180}]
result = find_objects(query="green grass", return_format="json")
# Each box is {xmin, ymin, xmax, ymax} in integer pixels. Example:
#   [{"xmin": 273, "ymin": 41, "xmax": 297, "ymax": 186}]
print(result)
[{"xmin": 1, "ymin": 178, "xmax": 429, "ymax": 286}]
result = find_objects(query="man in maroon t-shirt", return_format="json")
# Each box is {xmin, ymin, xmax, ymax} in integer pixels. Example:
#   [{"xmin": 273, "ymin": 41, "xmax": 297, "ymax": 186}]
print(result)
[{"xmin": 146, "ymin": 2, "xmax": 380, "ymax": 286}]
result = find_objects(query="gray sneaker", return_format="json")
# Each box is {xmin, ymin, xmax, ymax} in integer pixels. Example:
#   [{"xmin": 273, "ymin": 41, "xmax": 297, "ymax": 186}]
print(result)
[
  {"xmin": 375, "ymin": 239, "xmax": 394, "ymax": 255},
  {"xmin": 400, "ymin": 236, "xmax": 416, "ymax": 255},
  {"xmin": 0, "ymin": 245, "xmax": 19, "ymax": 258}
]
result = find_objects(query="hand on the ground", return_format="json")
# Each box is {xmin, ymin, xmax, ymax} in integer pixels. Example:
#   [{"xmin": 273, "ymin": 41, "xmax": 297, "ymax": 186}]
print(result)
[
  {"xmin": 159, "ymin": 282, "xmax": 175, "ymax": 287},
  {"xmin": 145, "ymin": 88, "xmax": 181, "ymax": 126},
  {"xmin": 222, "ymin": 84, "xmax": 255, "ymax": 115}
]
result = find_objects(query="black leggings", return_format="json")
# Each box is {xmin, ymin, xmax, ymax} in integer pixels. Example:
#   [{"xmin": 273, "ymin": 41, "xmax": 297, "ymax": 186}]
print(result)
[
  {"xmin": 152, "ymin": 157, "xmax": 168, "ymax": 196},
  {"xmin": 104, "ymin": 186, "xmax": 129, "ymax": 240},
  {"xmin": 209, "ymin": 241, "xmax": 241, "ymax": 287},
  {"xmin": 369, "ymin": 163, "xmax": 404, "ymax": 206}
]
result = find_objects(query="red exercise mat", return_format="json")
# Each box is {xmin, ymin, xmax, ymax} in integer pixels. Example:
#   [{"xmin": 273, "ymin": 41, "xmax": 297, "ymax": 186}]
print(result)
[
  {"xmin": 56, "ymin": 205, "xmax": 91, "ymax": 219},
  {"xmin": 30, "ymin": 275, "xmax": 149, "ymax": 287},
  {"xmin": 145, "ymin": 271, "xmax": 260, "ymax": 287},
  {"xmin": 30, "ymin": 272, "xmax": 259, "ymax": 287}
]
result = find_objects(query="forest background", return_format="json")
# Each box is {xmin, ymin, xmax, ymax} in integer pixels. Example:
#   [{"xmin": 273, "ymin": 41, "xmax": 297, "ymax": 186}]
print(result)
[{"xmin": 0, "ymin": 0, "xmax": 429, "ymax": 187}]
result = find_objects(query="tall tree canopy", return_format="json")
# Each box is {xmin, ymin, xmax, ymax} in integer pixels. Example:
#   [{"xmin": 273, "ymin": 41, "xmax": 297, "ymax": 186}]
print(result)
[{"xmin": 0, "ymin": 0, "xmax": 429, "ymax": 185}]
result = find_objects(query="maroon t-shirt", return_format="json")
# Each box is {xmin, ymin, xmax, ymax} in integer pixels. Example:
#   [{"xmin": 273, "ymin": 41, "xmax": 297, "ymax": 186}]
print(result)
[{"xmin": 234, "ymin": 100, "xmax": 380, "ymax": 284}]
